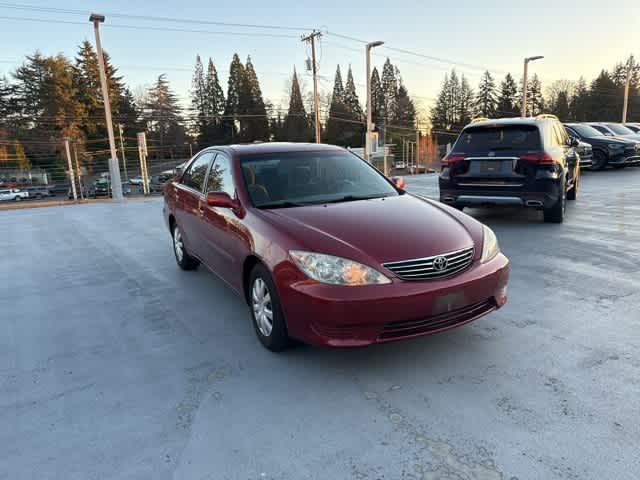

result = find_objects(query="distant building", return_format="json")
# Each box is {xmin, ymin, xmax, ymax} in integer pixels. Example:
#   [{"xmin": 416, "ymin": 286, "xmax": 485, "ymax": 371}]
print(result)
[{"xmin": 0, "ymin": 168, "xmax": 50, "ymax": 185}]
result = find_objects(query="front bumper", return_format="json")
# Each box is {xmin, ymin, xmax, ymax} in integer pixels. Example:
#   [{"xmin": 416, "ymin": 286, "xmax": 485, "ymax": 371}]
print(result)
[
  {"xmin": 609, "ymin": 154, "xmax": 640, "ymax": 166},
  {"xmin": 277, "ymin": 253, "xmax": 509, "ymax": 347}
]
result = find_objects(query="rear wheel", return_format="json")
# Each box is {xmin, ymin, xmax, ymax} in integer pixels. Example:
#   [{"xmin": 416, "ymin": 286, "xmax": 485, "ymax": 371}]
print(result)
[
  {"xmin": 172, "ymin": 224, "xmax": 200, "ymax": 270},
  {"xmin": 543, "ymin": 181, "xmax": 566, "ymax": 223},
  {"xmin": 567, "ymin": 171, "xmax": 579, "ymax": 201},
  {"xmin": 14, "ymin": 196, "xmax": 21, "ymax": 202},
  {"xmin": 591, "ymin": 150, "xmax": 608, "ymax": 171},
  {"xmin": 249, "ymin": 264, "xmax": 291, "ymax": 352}
]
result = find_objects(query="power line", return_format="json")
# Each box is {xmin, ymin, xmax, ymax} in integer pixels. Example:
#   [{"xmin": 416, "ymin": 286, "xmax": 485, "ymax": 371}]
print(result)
[
  {"xmin": 0, "ymin": 15, "xmax": 300, "ymax": 39},
  {"xmin": 0, "ymin": 2, "xmax": 311, "ymax": 31}
]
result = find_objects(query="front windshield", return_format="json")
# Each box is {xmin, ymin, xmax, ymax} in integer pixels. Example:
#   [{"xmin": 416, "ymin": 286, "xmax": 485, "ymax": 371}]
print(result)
[
  {"xmin": 240, "ymin": 150, "xmax": 399, "ymax": 208},
  {"xmin": 605, "ymin": 123, "xmax": 635, "ymax": 136},
  {"xmin": 568, "ymin": 124, "xmax": 604, "ymax": 137}
]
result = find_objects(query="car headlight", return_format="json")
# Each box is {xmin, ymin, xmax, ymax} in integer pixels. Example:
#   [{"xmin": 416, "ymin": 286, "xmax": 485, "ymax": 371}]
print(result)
[
  {"xmin": 289, "ymin": 250, "xmax": 391, "ymax": 286},
  {"xmin": 481, "ymin": 225, "xmax": 500, "ymax": 263},
  {"xmin": 608, "ymin": 144, "xmax": 624, "ymax": 150}
]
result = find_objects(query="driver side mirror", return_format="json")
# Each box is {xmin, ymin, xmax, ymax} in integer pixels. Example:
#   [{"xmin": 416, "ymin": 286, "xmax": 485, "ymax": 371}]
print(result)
[
  {"xmin": 569, "ymin": 136, "xmax": 580, "ymax": 148},
  {"xmin": 391, "ymin": 176, "xmax": 405, "ymax": 190},
  {"xmin": 206, "ymin": 191, "xmax": 238, "ymax": 209}
]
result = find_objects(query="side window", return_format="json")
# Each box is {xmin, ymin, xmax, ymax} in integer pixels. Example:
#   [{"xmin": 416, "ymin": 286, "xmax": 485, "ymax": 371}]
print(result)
[
  {"xmin": 555, "ymin": 123, "xmax": 569, "ymax": 145},
  {"xmin": 206, "ymin": 154, "xmax": 235, "ymax": 196},
  {"xmin": 181, "ymin": 152, "xmax": 213, "ymax": 192}
]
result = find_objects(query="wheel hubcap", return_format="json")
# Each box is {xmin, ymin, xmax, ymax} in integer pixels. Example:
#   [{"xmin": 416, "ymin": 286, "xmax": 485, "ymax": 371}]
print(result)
[
  {"xmin": 173, "ymin": 227, "xmax": 184, "ymax": 262},
  {"xmin": 252, "ymin": 278, "xmax": 273, "ymax": 337}
]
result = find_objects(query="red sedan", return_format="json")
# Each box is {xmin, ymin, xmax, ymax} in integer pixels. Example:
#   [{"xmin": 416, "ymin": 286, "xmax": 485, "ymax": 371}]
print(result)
[{"xmin": 163, "ymin": 143, "xmax": 509, "ymax": 351}]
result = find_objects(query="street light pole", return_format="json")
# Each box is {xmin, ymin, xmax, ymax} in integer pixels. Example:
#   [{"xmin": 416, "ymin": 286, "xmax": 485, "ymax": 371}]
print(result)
[
  {"xmin": 365, "ymin": 40, "xmax": 384, "ymax": 163},
  {"xmin": 521, "ymin": 56, "xmax": 544, "ymax": 117},
  {"xmin": 90, "ymin": 13, "xmax": 124, "ymax": 202},
  {"xmin": 622, "ymin": 60, "xmax": 633, "ymax": 123}
]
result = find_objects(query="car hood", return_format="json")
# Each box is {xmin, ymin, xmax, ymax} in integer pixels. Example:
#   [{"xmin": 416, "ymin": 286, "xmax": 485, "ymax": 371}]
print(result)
[
  {"xmin": 258, "ymin": 194, "xmax": 478, "ymax": 265},
  {"xmin": 586, "ymin": 135, "xmax": 633, "ymax": 146}
]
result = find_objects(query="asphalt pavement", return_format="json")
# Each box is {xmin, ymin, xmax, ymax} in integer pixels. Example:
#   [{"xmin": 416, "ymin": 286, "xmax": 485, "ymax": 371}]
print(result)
[{"xmin": 1, "ymin": 169, "xmax": 639, "ymax": 479}]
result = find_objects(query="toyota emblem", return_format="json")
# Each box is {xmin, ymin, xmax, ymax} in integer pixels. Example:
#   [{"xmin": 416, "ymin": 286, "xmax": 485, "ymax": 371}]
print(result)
[{"xmin": 433, "ymin": 256, "xmax": 448, "ymax": 271}]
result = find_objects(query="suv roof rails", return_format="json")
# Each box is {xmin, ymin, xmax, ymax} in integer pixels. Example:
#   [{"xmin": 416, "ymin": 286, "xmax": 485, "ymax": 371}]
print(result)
[
  {"xmin": 536, "ymin": 114, "xmax": 559, "ymax": 121},
  {"xmin": 470, "ymin": 117, "xmax": 490, "ymax": 124}
]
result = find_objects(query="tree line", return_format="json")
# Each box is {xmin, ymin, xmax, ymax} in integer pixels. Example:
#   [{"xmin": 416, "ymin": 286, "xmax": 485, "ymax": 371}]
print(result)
[
  {"xmin": 431, "ymin": 55, "xmax": 640, "ymax": 137},
  {"xmin": 0, "ymin": 42, "xmax": 417, "ymax": 181}
]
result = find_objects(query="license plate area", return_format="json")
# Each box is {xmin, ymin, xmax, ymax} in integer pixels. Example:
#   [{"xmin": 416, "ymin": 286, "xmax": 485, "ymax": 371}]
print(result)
[{"xmin": 477, "ymin": 160, "xmax": 513, "ymax": 175}]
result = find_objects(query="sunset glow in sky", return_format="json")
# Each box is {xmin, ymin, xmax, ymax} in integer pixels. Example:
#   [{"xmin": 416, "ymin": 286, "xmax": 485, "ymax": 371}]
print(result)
[{"xmin": 1, "ymin": 0, "xmax": 638, "ymax": 116}]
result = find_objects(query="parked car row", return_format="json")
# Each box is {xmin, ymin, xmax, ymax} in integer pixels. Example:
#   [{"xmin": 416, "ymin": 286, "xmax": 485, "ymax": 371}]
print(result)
[{"xmin": 564, "ymin": 122, "xmax": 640, "ymax": 170}]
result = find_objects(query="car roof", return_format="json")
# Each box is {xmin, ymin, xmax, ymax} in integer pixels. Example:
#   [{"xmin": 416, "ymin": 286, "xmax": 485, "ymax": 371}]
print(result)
[
  {"xmin": 463, "ymin": 117, "xmax": 554, "ymax": 130},
  {"xmin": 201, "ymin": 142, "xmax": 345, "ymax": 157}
]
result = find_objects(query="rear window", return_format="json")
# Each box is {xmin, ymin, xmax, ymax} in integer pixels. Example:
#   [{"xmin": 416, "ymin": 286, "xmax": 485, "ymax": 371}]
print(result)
[{"xmin": 453, "ymin": 125, "xmax": 542, "ymax": 154}]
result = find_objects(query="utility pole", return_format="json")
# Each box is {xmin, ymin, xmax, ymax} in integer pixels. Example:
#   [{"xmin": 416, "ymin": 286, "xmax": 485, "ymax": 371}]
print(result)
[
  {"xmin": 301, "ymin": 30, "xmax": 322, "ymax": 144},
  {"xmin": 90, "ymin": 13, "xmax": 124, "ymax": 201},
  {"xmin": 365, "ymin": 40, "xmax": 384, "ymax": 162},
  {"xmin": 118, "ymin": 124, "xmax": 128, "ymax": 181},
  {"xmin": 416, "ymin": 129, "xmax": 421, "ymax": 173},
  {"xmin": 623, "ymin": 60, "xmax": 632, "ymax": 123},
  {"xmin": 72, "ymin": 143, "xmax": 84, "ymax": 201},
  {"xmin": 64, "ymin": 138, "xmax": 77, "ymax": 202},
  {"xmin": 137, "ymin": 132, "xmax": 150, "ymax": 195},
  {"xmin": 521, "ymin": 56, "xmax": 544, "ymax": 117}
]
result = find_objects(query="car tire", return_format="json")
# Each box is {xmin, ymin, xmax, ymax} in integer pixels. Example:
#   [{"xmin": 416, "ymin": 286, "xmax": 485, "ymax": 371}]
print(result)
[
  {"xmin": 14, "ymin": 196, "xmax": 21, "ymax": 202},
  {"xmin": 249, "ymin": 264, "xmax": 291, "ymax": 352},
  {"xmin": 172, "ymin": 224, "xmax": 200, "ymax": 271},
  {"xmin": 591, "ymin": 150, "xmax": 608, "ymax": 171},
  {"xmin": 567, "ymin": 172, "xmax": 579, "ymax": 201},
  {"xmin": 543, "ymin": 180, "xmax": 566, "ymax": 223}
]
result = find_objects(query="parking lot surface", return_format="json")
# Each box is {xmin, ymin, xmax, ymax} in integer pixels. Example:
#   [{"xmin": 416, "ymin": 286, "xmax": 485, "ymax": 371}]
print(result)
[{"xmin": 1, "ymin": 169, "xmax": 639, "ymax": 480}]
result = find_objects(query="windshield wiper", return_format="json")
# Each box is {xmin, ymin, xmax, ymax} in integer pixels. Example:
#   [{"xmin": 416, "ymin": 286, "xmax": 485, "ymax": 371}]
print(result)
[
  {"xmin": 322, "ymin": 194, "xmax": 391, "ymax": 204},
  {"xmin": 256, "ymin": 201, "xmax": 308, "ymax": 209}
]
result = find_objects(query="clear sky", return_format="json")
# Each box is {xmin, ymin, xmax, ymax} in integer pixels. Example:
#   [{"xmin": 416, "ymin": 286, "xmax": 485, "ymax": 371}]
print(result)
[{"xmin": 1, "ymin": 0, "xmax": 639, "ymax": 117}]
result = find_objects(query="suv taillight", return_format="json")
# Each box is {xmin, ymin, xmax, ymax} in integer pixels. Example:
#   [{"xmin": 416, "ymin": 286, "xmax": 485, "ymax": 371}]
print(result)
[
  {"xmin": 442, "ymin": 153, "xmax": 466, "ymax": 166},
  {"xmin": 520, "ymin": 152, "xmax": 556, "ymax": 165}
]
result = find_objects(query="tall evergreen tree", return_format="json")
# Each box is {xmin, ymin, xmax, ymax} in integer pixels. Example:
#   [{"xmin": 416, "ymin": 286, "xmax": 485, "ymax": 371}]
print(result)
[
  {"xmin": 281, "ymin": 69, "xmax": 313, "ymax": 142},
  {"xmin": 190, "ymin": 55, "xmax": 208, "ymax": 145},
  {"xmin": 393, "ymin": 83, "xmax": 416, "ymax": 128},
  {"xmin": 143, "ymin": 74, "xmax": 185, "ymax": 156},
  {"xmin": 587, "ymin": 70, "xmax": 619, "ymax": 121},
  {"xmin": 431, "ymin": 73, "xmax": 451, "ymax": 130},
  {"xmin": 570, "ymin": 77, "xmax": 589, "ymax": 121},
  {"xmin": 380, "ymin": 58, "xmax": 398, "ymax": 124},
  {"xmin": 223, "ymin": 54, "xmax": 245, "ymax": 143},
  {"xmin": 458, "ymin": 75, "xmax": 475, "ymax": 125},
  {"xmin": 496, "ymin": 73, "xmax": 519, "ymax": 116},
  {"xmin": 525, "ymin": 74, "xmax": 544, "ymax": 116},
  {"xmin": 370, "ymin": 67, "xmax": 384, "ymax": 129},
  {"xmin": 475, "ymin": 70, "xmax": 497, "ymax": 117},
  {"xmin": 325, "ymin": 65, "xmax": 350, "ymax": 145},
  {"xmin": 202, "ymin": 58, "xmax": 225, "ymax": 145},
  {"xmin": 343, "ymin": 65, "xmax": 365, "ymax": 146},
  {"xmin": 239, "ymin": 56, "xmax": 269, "ymax": 142}
]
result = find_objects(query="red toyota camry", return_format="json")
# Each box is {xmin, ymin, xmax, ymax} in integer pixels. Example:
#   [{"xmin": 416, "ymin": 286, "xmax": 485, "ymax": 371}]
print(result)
[{"xmin": 163, "ymin": 143, "xmax": 509, "ymax": 351}]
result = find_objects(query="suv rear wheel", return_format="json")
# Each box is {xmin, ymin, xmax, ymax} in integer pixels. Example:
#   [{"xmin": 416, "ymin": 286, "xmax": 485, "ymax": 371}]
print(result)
[
  {"xmin": 543, "ymin": 180, "xmax": 566, "ymax": 223},
  {"xmin": 567, "ymin": 171, "xmax": 579, "ymax": 201}
]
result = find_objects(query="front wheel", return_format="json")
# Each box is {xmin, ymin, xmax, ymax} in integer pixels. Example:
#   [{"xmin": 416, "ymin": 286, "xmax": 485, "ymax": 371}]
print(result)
[
  {"xmin": 591, "ymin": 150, "xmax": 608, "ymax": 171},
  {"xmin": 14, "ymin": 196, "xmax": 21, "ymax": 202},
  {"xmin": 172, "ymin": 224, "xmax": 200, "ymax": 271},
  {"xmin": 249, "ymin": 264, "xmax": 291, "ymax": 352}
]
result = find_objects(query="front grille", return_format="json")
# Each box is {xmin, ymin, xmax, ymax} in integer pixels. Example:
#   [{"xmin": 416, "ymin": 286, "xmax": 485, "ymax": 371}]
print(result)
[
  {"xmin": 379, "ymin": 299, "xmax": 497, "ymax": 340},
  {"xmin": 382, "ymin": 247, "xmax": 475, "ymax": 281}
]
